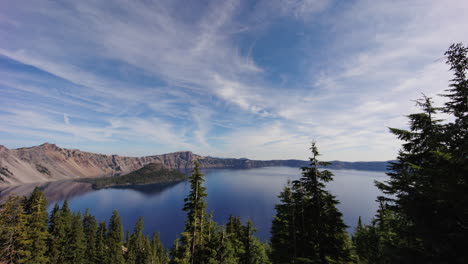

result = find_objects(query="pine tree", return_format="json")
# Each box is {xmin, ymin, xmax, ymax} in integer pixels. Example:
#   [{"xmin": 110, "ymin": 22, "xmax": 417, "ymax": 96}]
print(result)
[
  {"xmin": 82, "ymin": 209, "xmax": 98, "ymax": 264},
  {"xmin": 65, "ymin": 212, "xmax": 86, "ymax": 264},
  {"xmin": 127, "ymin": 216, "xmax": 151, "ymax": 264},
  {"xmin": 18, "ymin": 187, "xmax": 49, "ymax": 264},
  {"xmin": 171, "ymin": 160, "xmax": 208, "ymax": 264},
  {"xmin": 108, "ymin": 210, "xmax": 125, "ymax": 264},
  {"xmin": 270, "ymin": 182, "xmax": 296, "ymax": 262},
  {"xmin": 375, "ymin": 44, "xmax": 468, "ymax": 263},
  {"xmin": 0, "ymin": 195, "xmax": 26, "ymax": 264},
  {"xmin": 242, "ymin": 219, "xmax": 271, "ymax": 264},
  {"xmin": 271, "ymin": 142, "xmax": 351, "ymax": 264},
  {"xmin": 95, "ymin": 221, "xmax": 108, "ymax": 264},
  {"xmin": 48, "ymin": 203, "xmax": 68, "ymax": 264},
  {"xmin": 150, "ymin": 233, "xmax": 169, "ymax": 264}
]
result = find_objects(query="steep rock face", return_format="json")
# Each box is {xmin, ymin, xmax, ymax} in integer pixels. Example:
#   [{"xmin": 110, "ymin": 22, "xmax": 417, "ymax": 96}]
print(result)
[
  {"xmin": 0, "ymin": 143, "xmax": 206, "ymax": 186},
  {"xmin": 0, "ymin": 143, "xmax": 390, "ymax": 186}
]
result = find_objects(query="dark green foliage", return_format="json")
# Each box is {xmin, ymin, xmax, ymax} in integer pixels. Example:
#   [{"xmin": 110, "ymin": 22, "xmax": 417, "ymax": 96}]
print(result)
[
  {"xmin": 48, "ymin": 203, "xmax": 67, "ymax": 263},
  {"xmin": 19, "ymin": 187, "xmax": 49, "ymax": 264},
  {"xmin": 352, "ymin": 201, "xmax": 397, "ymax": 264},
  {"xmin": 151, "ymin": 233, "xmax": 169, "ymax": 264},
  {"xmin": 127, "ymin": 216, "xmax": 151, "ymax": 264},
  {"xmin": 271, "ymin": 143, "xmax": 352, "ymax": 264},
  {"xmin": 66, "ymin": 212, "xmax": 86, "ymax": 264},
  {"xmin": 170, "ymin": 161, "xmax": 271, "ymax": 264},
  {"xmin": 370, "ymin": 43, "xmax": 468, "ymax": 264},
  {"xmin": 81, "ymin": 163, "xmax": 187, "ymax": 189},
  {"xmin": 95, "ymin": 221, "xmax": 108, "ymax": 264},
  {"xmin": 0, "ymin": 195, "xmax": 26, "ymax": 263},
  {"xmin": 171, "ymin": 161, "xmax": 208, "ymax": 263},
  {"xmin": 107, "ymin": 210, "xmax": 125, "ymax": 264},
  {"xmin": 0, "ymin": 189, "xmax": 172, "ymax": 264},
  {"xmin": 82, "ymin": 209, "xmax": 98, "ymax": 264}
]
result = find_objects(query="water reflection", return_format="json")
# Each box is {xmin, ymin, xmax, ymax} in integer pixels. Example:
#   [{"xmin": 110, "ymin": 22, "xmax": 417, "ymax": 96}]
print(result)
[
  {"xmin": 0, "ymin": 180, "xmax": 93, "ymax": 204},
  {"xmin": 0, "ymin": 167, "xmax": 387, "ymax": 248}
]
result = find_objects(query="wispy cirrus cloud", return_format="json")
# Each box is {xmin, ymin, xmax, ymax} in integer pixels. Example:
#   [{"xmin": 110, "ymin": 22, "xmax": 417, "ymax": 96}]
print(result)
[{"xmin": 0, "ymin": 0, "xmax": 467, "ymax": 160}]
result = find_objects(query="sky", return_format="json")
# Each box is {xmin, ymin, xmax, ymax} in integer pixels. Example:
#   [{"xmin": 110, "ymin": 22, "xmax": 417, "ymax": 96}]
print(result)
[{"xmin": 0, "ymin": 0, "xmax": 467, "ymax": 161}]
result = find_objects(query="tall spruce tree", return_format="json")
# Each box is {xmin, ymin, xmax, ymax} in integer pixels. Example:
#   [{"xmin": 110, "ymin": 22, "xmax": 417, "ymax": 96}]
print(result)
[
  {"xmin": 48, "ymin": 203, "xmax": 67, "ymax": 264},
  {"xmin": 18, "ymin": 187, "xmax": 49, "ymax": 264},
  {"xmin": 271, "ymin": 142, "xmax": 351, "ymax": 264},
  {"xmin": 0, "ymin": 195, "xmax": 26, "ymax": 264},
  {"xmin": 127, "ymin": 216, "xmax": 151, "ymax": 264},
  {"xmin": 66, "ymin": 212, "xmax": 86, "ymax": 264},
  {"xmin": 375, "ymin": 43, "xmax": 468, "ymax": 263},
  {"xmin": 108, "ymin": 210, "xmax": 125, "ymax": 264},
  {"xmin": 150, "ymin": 233, "xmax": 169, "ymax": 264},
  {"xmin": 95, "ymin": 221, "xmax": 108, "ymax": 264},
  {"xmin": 82, "ymin": 209, "xmax": 98, "ymax": 264},
  {"xmin": 171, "ymin": 160, "xmax": 208, "ymax": 264}
]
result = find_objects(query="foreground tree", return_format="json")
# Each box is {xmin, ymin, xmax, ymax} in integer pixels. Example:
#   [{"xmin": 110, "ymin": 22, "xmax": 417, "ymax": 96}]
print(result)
[
  {"xmin": 82, "ymin": 209, "xmax": 98, "ymax": 264},
  {"xmin": 171, "ymin": 161, "xmax": 208, "ymax": 264},
  {"xmin": 0, "ymin": 195, "xmax": 26, "ymax": 264},
  {"xmin": 107, "ymin": 210, "xmax": 125, "ymax": 264},
  {"xmin": 19, "ymin": 187, "xmax": 49, "ymax": 264},
  {"xmin": 373, "ymin": 43, "xmax": 468, "ymax": 264},
  {"xmin": 271, "ymin": 143, "xmax": 352, "ymax": 264}
]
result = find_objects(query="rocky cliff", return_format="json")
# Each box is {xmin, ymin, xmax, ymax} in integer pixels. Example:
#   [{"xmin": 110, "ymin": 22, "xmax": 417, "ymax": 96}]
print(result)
[
  {"xmin": 0, "ymin": 143, "xmax": 202, "ymax": 186},
  {"xmin": 0, "ymin": 143, "xmax": 389, "ymax": 186}
]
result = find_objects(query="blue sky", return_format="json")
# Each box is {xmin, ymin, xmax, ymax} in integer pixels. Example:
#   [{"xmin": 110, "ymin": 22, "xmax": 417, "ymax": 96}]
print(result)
[{"xmin": 0, "ymin": 0, "xmax": 467, "ymax": 161}]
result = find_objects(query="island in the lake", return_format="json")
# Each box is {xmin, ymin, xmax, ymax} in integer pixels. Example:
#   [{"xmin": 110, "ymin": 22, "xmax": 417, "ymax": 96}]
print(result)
[{"xmin": 78, "ymin": 163, "xmax": 188, "ymax": 189}]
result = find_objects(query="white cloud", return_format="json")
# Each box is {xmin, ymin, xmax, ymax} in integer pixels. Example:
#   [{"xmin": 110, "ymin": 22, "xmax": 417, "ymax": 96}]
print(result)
[
  {"xmin": 63, "ymin": 114, "xmax": 70, "ymax": 125},
  {"xmin": 1, "ymin": 0, "xmax": 467, "ymax": 161}
]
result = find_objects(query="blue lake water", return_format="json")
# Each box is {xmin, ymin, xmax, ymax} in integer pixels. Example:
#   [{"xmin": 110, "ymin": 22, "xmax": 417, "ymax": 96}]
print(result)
[{"xmin": 45, "ymin": 167, "xmax": 387, "ymax": 247}]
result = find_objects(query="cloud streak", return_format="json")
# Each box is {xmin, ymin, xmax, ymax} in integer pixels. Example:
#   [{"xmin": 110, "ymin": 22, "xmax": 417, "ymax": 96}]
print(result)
[{"xmin": 0, "ymin": 0, "xmax": 467, "ymax": 160}]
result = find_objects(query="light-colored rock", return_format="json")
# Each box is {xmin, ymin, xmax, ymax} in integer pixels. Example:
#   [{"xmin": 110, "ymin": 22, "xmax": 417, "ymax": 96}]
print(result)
[{"xmin": 0, "ymin": 143, "xmax": 203, "ymax": 186}]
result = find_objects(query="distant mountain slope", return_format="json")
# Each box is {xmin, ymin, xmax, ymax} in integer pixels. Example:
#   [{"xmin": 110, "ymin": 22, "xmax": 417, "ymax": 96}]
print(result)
[{"xmin": 0, "ymin": 143, "xmax": 390, "ymax": 186}]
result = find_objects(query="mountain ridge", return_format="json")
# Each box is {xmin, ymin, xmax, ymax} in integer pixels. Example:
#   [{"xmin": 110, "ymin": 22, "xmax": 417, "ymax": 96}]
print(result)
[{"xmin": 0, "ymin": 143, "xmax": 390, "ymax": 186}]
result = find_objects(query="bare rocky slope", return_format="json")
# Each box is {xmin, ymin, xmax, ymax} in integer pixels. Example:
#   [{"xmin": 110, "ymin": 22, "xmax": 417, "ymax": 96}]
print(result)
[{"xmin": 0, "ymin": 143, "xmax": 389, "ymax": 186}]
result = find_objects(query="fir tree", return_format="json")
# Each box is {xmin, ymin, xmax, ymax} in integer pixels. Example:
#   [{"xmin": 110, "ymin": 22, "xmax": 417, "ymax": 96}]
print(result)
[
  {"xmin": 171, "ymin": 160, "xmax": 208, "ymax": 264},
  {"xmin": 95, "ymin": 221, "xmax": 108, "ymax": 264},
  {"xmin": 270, "ymin": 182, "xmax": 296, "ymax": 262},
  {"xmin": 127, "ymin": 216, "xmax": 151, "ymax": 264},
  {"xmin": 108, "ymin": 210, "xmax": 125, "ymax": 264},
  {"xmin": 48, "ymin": 203, "xmax": 68, "ymax": 264},
  {"xmin": 0, "ymin": 195, "xmax": 26, "ymax": 264},
  {"xmin": 66, "ymin": 212, "xmax": 86, "ymax": 264},
  {"xmin": 271, "ymin": 142, "xmax": 351, "ymax": 264},
  {"xmin": 82, "ymin": 209, "xmax": 98, "ymax": 264},
  {"xmin": 18, "ymin": 187, "xmax": 49, "ymax": 264},
  {"xmin": 375, "ymin": 43, "xmax": 468, "ymax": 263},
  {"xmin": 151, "ymin": 233, "xmax": 169, "ymax": 264}
]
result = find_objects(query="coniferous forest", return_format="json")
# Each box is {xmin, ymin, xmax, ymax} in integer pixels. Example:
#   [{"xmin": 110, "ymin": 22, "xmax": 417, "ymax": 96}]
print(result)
[{"xmin": 0, "ymin": 43, "xmax": 467, "ymax": 263}]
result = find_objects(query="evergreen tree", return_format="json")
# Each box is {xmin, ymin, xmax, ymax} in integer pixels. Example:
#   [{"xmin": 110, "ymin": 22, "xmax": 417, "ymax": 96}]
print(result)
[
  {"xmin": 82, "ymin": 209, "xmax": 98, "ymax": 264},
  {"xmin": 48, "ymin": 203, "xmax": 67, "ymax": 264},
  {"xmin": 127, "ymin": 216, "xmax": 151, "ymax": 264},
  {"xmin": 241, "ymin": 219, "xmax": 271, "ymax": 264},
  {"xmin": 95, "ymin": 221, "xmax": 108, "ymax": 264},
  {"xmin": 107, "ymin": 210, "xmax": 125, "ymax": 264},
  {"xmin": 374, "ymin": 43, "xmax": 468, "ymax": 263},
  {"xmin": 65, "ymin": 212, "xmax": 86, "ymax": 264},
  {"xmin": 150, "ymin": 233, "xmax": 169, "ymax": 264},
  {"xmin": 171, "ymin": 160, "xmax": 208, "ymax": 264},
  {"xmin": 0, "ymin": 195, "xmax": 26, "ymax": 264},
  {"xmin": 271, "ymin": 143, "xmax": 351, "ymax": 264},
  {"xmin": 18, "ymin": 187, "xmax": 49, "ymax": 264},
  {"xmin": 270, "ymin": 183, "xmax": 296, "ymax": 263}
]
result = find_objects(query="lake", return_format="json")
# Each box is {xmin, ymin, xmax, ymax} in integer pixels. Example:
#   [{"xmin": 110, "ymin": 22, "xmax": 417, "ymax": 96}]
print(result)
[{"xmin": 1, "ymin": 167, "xmax": 387, "ymax": 248}]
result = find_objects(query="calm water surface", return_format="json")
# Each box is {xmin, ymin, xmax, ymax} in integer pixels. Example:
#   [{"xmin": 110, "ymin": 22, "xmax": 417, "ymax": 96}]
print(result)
[{"xmin": 45, "ymin": 167, "xmax": 387, "ymax": 247}]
